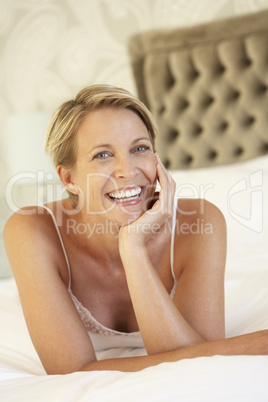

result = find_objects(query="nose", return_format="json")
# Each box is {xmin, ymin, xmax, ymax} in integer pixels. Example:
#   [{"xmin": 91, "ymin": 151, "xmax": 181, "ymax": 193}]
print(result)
[{"xmin": 113, "ymin": 155, "xmax": 138, "ymax": 180}]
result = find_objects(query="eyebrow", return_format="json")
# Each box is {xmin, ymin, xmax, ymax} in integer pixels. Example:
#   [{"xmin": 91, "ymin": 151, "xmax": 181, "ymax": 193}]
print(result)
[{"xmin": 87, "ymin": 137, "xmax": 152, "ymax": 154}]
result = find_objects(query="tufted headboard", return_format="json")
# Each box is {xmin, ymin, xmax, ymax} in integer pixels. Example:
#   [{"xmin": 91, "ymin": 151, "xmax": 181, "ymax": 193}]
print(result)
[{"xmin": 128, "ymin": 10, "xmax": 268, "ymax": 169}]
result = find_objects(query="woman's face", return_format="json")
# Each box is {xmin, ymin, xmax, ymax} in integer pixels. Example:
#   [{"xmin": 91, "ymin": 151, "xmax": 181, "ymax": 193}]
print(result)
[{"xmin": 71, "ymin": 107, "xmax": 157, "ymax": 225}]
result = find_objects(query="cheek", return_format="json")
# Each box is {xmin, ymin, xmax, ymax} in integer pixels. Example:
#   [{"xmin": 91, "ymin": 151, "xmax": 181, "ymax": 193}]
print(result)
[
  {"xmin": 87, "ymin": 177, "xmax": 103, "ymax": 198},
  {"xmin": 143, "ymin": 155, "xmax": 157, "ymax": 183},
  {"xmin": 87, "ymin": 175, "xmax": 115, "ymax": 198},
  {"xmin": 140, "ymin": 156, "xmax": 157, "ymax": 200}
]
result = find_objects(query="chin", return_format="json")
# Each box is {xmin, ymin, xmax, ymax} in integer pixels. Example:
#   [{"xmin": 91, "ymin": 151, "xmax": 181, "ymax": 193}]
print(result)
[
  {"xmin": 122, "ymin": 214, "xmax": 142, "ymax": 226},
  {"xmin": 109, "ymin": 210, "xmax": 143, "ymax": 227}
]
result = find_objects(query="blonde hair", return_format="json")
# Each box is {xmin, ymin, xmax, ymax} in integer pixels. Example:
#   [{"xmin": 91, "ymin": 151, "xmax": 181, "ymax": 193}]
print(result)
[{"xmin": 45, "ymin": 84, "xmax": 158, "ymax": 207}]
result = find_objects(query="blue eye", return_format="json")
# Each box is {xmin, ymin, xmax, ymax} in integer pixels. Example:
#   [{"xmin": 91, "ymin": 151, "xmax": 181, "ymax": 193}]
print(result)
[
  {"xmin": 134, "ymin": 145, "xmax": 150, "ymax": 153},
  {"xmin": 93, "ymin": 151, "xmax": 109, "ymax": 159}
]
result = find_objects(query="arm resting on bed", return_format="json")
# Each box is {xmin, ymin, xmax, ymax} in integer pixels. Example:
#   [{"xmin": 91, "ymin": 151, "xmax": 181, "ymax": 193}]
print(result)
[{"xmin": 78, "ymin": 330, "xmax": 268, "ymax": 372}]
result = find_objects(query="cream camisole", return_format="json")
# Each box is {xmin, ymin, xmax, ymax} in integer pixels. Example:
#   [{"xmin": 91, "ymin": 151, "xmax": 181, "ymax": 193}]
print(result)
[{"xmin": 41, "ymin": 203, "xmax": 178, "ymax": 352}]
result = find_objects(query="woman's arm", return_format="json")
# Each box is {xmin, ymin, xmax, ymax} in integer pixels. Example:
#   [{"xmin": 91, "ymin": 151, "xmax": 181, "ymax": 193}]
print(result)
[
  {"xmin": 4, "ymin": 208, "xmax": 97, "ymax": 375},
  {"xmin": 119, "ymin": 156, "xmax": 226, "ymax": 354},
  {"xmin": 119, "ymin": 156, "xmax": 204, "ymax": 354},
  {"xmin": 119, "ymin": 238, "xmax": 204, "ymax": 353},
  {"xmin": 172, "ymin": 198, "xmax": 226, "ymax": 341},
  {"xmin": 79, "ymin": 330, "xmax": 268, "ymax": 372}
]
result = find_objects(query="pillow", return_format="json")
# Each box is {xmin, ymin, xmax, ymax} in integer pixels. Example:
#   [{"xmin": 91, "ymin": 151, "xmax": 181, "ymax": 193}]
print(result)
[{"xmin": 170, "ymin": 154, "xmax": 268, "ymax": 251}]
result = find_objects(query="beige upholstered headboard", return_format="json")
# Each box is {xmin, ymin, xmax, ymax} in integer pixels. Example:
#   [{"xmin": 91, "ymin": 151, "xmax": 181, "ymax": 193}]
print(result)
[{"xmin": 128, "ymin": 10, "xmax": 268, "ymax": 169}]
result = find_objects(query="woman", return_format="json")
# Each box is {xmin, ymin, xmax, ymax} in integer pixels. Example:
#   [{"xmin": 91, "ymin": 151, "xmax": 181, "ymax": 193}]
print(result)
[{"xmin": 4, "ymin": 85, "xmax": 268, "ymax": 374}]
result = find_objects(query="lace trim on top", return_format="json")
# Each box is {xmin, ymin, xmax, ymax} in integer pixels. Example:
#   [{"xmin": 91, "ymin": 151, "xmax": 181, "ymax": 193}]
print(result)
[{"xmin": 69, "ymin": 291, "xmax": 141, "ymax": 337}]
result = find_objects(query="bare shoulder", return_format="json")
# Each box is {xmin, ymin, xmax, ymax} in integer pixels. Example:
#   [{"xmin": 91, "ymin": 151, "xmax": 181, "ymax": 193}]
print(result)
[
  {"xmin": 173, "ymin": 198, "xmax": 227, "ymax": 269},
  {"xmin": 4, "ymin": 205, "xmax": 62, "ymax": 276},
  {"xmin": 176, "ymin": 198, "xmax": 226, "ymax": 231},
  {"xmin": 4, "ymin": 206, "xmax": 56, "ymax": 245},
  {"xmin": 4, "ymin": 204, "xmax": 96, "ymax": 373},
  {"xmin": 5, "ymin": 205, "xmax": 51, "ymax": 229}
]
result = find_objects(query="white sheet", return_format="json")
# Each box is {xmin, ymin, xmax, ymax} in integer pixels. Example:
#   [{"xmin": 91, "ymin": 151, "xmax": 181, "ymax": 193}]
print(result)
[{"xmin": 1, "ymin": 155, "xmax": 268, "ymax": 401}]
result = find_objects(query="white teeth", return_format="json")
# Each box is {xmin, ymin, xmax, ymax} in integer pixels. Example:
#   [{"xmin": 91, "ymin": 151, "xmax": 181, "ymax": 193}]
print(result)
[{"xmin": 108, "ymin": 187, "xmax": 142, "ymax": 200}]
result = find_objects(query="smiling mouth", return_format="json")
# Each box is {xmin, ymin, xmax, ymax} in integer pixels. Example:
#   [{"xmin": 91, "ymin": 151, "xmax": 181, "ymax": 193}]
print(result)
[{"xmin": 107, "ymin": 186, "xmax": 143, "ymax": 203}]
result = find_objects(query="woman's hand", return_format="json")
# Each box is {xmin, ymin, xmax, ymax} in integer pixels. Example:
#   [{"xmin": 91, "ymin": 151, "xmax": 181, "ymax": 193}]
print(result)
[
  {"xmin": 119, "ymin": 154, "xmax": 176, "ymax": 247},
  {"xmin": 118, "ymin": 155, "xmax": 207, "ymax": 354}
]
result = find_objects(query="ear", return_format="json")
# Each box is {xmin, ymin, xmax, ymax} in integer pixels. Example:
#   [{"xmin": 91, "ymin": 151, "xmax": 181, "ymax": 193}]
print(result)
[{"xmin": 57, "ymin": 166, "xmax": 79, "ymax": 195}]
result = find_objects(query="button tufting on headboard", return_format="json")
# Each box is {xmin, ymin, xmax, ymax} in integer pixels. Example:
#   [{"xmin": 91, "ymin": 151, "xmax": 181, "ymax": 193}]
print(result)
[
  {"xmin": 129, "ymin": 9, "xmax": 268, "ymax": 169},
  {"xmin": 246, "ymin": 116, "xmax": 255, "ymax": 126},
  {"xmin": 233, "ymin": 146, "xmax": 244, "ymax": 157},
  {"xmin": 257, "ymin": 83, "xmax": 268, "ymax": 95},
  {"xmin": 218, "ymin": 65, "xmax": 226, "ymax": 75},
  {"xmin": 244, "ymin": 58, "xmax": 252, "ymax": 68},
  {"xmin": 232, "ymin": 90, "xmax": 240, "ymax": 100},
  {"xmin": 192, "ymin": 70, "xmax": 200, "ymax": 79},
  {"xmin": 219, "ymin": 121, "xmax": 229, "ymax": 133},
  {"xmin": 208, "ymin": 150, "xmax": 218, "ymax": 160},
  {"xmin": 192, "ymin": 125, "xmax": 203, "ymax": 137},
  {"xmin": 163, "ymin": 159, "xmax": 170, "ymax": 169},
  {"xmin": 182, "ymin": 154, "xmax": 193, "ymax": 166},
  {"xmin": 261, "ymin": 143, "xmax": 268, "ymax": 153},
  {"xmin": 168, "ymin": 129, "xmax": 179, "ymax": 142}
]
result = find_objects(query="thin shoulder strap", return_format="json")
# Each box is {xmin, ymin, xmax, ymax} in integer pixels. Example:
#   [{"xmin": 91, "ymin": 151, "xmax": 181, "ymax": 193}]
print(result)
[
  {"xmin": 40, "ymin": 205, "xmax": 72, "ymax": 290},
  {"xmin": 170, "ymin": 197, "xmax": 177, "ymax": 282}
]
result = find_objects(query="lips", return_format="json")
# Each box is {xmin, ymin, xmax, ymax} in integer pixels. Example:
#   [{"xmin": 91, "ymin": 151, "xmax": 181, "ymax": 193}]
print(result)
[{"xmin": 106, "ymin": 186, "xmax": 143, "ymax": 203}]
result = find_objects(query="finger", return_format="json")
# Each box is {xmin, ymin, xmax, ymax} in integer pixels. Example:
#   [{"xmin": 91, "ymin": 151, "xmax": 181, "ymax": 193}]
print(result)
[
  {"xmin": 156, "ymin": 158, "xmax": 175, "ymax": 215},
  {"xmin": 155, "ymin": 166, "xmax": 172, "ymax": 218},
  {"xmin": 156, "ymin": 154, "xmax": 174, "ymax": 192},
  {"xmin": 155, "ymin": 154, "xmax": 170, "ymax": 182},
  {"xmin": 155, "ymin": 163, "xmax": 166, "ymax": 207}
]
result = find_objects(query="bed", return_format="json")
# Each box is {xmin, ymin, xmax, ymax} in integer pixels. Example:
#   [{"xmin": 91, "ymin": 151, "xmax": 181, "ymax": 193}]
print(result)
[{"xmin": 1, "ymin": 9, "xmax": 268, "ymax": 401}]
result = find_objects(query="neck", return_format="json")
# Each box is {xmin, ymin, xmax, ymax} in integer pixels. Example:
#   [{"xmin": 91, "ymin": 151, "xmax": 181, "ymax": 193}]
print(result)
[{"xmin": 66, "ymin": 208, "xmax": 123, "ymax": 264}]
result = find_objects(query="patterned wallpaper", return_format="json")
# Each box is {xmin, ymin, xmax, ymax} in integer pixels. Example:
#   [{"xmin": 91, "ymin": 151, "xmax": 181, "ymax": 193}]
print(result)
[{"xmin": 1, "ymin": 0, "xmax": 268, "ymax": 190}]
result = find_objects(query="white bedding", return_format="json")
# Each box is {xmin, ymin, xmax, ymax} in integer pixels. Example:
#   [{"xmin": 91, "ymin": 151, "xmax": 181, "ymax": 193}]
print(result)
[{"xmin": 1, "ymin": 155, "xmax": 268, "ymax": 401}]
